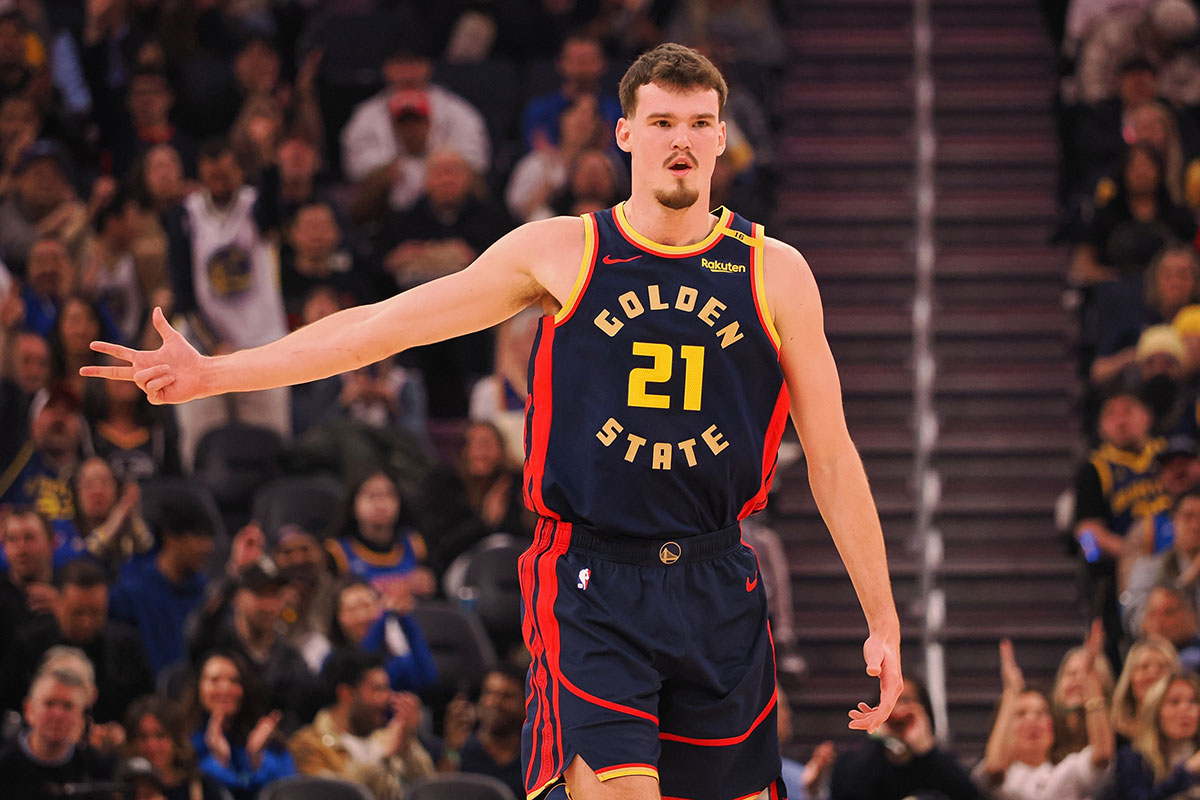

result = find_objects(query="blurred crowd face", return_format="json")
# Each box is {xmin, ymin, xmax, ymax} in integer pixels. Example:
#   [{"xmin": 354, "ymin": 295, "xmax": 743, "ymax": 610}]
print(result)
[
  {"xmin": 56, "ymin": 582, "xmax": 108, "ymax": 644},
  {"xmin": 143, "ymin": 145, "xmax": 185, "ymax": 206},
  {"xmin": 1156, "ymin": 250, "xmax": 1198, "ymax": 312},
  {"xmin": 290, "ymin": 204, "xmax": 340, "ymax": 263},
  {"xmin": 2, "ymin": 511, "xmax": 53, "ymax": 582},
  {"xmin": 31, "ymin": 400, "xmax": 81, "ymax": 458},
  {"xmin": 346, "ymin": 667, "xmax": 392, "ymax": 736},
  {"xmin": 234, "ymin": 40, "xmax": 280, "ymax": 96},
  {"xmin": 885, "ymin": 679, "xmax": 929, "ymax": 732},
  {"xmin": 463, "ymin": 423, "xmax": 505, "ymax": 478},
  {"xmin": 301, "ymin": 286, "xmax": 340, "ymax": 326},
  {"xmin": 1121, "ymin": 67, "xmax": 1159, "ymax": 109},
  {"xmin": 1159, "ymin": 677, "xmax": 1200, "ymax": 742},
  {"xmin": 277, "ymin": 137, "xmax": 319, "ymax": 184},
  {"xmin": 353, "ymin": 473, "xmax": 400, "ymax": 537},
  {"xmin": 235, "ymin": 583, "xmax": 286, "ymax": 640},
  {"xmin": 24, "ymin": 676, "xmax": 89, "ymax": 755},
  {"xmin": 559, "ymin": 37, "xmax": 606, "ymax": 93},
  {"xmin": 14, "ymin": 332, "xmax": 49, "ymax": 395},
  {"xmin": 127, "ymin": 73, "xmax": 172, "ymax": 129},
  {"xmin": 76, "ymin": 457, "xmax": 118, "ymax": 522},
  {"xmin": 27, "ymin": 238, "xmax": 72, "ymax": 299},
  {"xmin": 425, "ymin": 150, "xmax": 474, "ymax": 210},
  {"xmin": 559, "ymin": 96, "xmax": 601, "ymax": 151},
  {"xmin": 198, "ymin": 655, "xmax": 244, "ymax": 718},
  {"xmin": 59, "ymin": 298, "xmax": 100, "ymax": 359},
  {"xmin": 1126, "ymin": 147, "xmax": 1164, "ymax": 197},
  {"xmin": 337, "ymin": 583, "xmax": 381, "ymax": 645},
  {"xmin": 198, "ymin": 150, "xmax": 244, "ymax": 204},
  {"xmin": 477, "ymin": 671, "xmax": 525, "ymax": 736},
  {"xmin": 1098, "ymin": 395, "xmax": 1153, "ymax": 449},
  {"xmin": 131, "ymin": 712, "xmax": 176, "ymax": 776},
  {"xmin": 1144, "ymin": 587, "xmax": 1199, "ymax": 645},
  {"xmin": 1129, "ymin": 104, "xmax": 1172, "ymax": 155},
  {"xmin": 165, "ymin": 529, "xmax": 214, "ymax": 575},
  {"xmin": 571, "ymin": 150, "xmax": 617, "ymax": 203},
  {"xmin": 0, "ymin": 94, "xmax": 37, "ymax": 151},
  {"xmin": 1174, "ymin": 496, "xmax": 1200, "ymax": 557},
  {"xmin": 383, "ymin": 55, "xmax": 432, "ymax": 91},
  {"xmin": 1055, "ymin": 650, "xmax": 1094, "ymax": 708},
  {"xmin": 17, "ymin": 159, "xmax": 72, "ymax": 219},
  {"xmin": 1132, "ymin": 646, "xmax": 1175, "ymax": 703},
  {"xmin": 1010, "ymin": 691, "xmax": 1054, "ymax": 764},
  {"xmin": 274, "ymin": 531, "xmax": 324, "ymax": 573}
]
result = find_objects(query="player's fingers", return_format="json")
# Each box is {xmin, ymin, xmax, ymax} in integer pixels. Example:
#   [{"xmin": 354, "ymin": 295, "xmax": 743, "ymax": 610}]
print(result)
[
  {"xmin": 151, "ymin": 306, "xmax": 175, "ymax": 340},
  {"xmin": 145, "ymin": 375, "xmax": 174, "ymax": 396},
  {"xmin": 79, "ymin": 365, "xmax": 135, "ymax": 381},
  {"xmin": 134, "ymin": 365, "xmax": 172, "ymax": 388},
  {"xmin": 89, "ymin": 341, "xmax": 137, "ymax": 362}
]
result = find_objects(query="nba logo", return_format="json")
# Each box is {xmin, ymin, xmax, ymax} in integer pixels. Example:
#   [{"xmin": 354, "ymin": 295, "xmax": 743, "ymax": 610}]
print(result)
[{"xmin": 577, "ymin": 568, "xmax": 591, "ymax": 590}]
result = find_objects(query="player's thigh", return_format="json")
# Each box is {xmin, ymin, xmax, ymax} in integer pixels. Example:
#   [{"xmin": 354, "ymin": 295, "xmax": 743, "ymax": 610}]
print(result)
[{"xmin": 564, "ymin": 755, "xmax": 661, "ymax": 800}]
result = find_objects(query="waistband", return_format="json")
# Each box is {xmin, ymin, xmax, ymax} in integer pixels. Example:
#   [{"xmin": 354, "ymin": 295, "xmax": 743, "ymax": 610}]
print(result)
[{"xmin": 541, "ymin": 519, "xmax": 743, "ymax": 565}]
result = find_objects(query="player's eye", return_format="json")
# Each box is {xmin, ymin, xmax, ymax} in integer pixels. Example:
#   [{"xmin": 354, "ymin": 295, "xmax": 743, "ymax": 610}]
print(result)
[{"xmin": 694, "ymin": 120, "xmax": 709, "ymax": 127}]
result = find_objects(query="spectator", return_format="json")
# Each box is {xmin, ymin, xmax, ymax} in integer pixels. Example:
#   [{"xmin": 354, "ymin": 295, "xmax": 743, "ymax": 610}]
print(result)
[
  {"xmin": 663, "ymin": 0, "xmax": 786, "ymax": 72},
  {"xmin": 521, "ymin": 34, "xmax": 622, "ymax": 152},
  {"xmin": 975, "ymin": 639, "xmax": 1114, "ymax": 798},
  {"xmin": 81, "ymin": 187, "xmax": 148, "ymax": 346},
  {"xmin": 1075, "ymin": 0, "xmax": 1198, "ymax": 105},
  {"xmin": 507, "ymin": 95, "xmax": 607, "ymax": 223},
  {"xmin": 1070, "ymin": 144, "xmax": 1196, "ymax": 285},
  {"xmin": 1141, "ymin": 585, "xmax": 1200, "ymax": 668},
  {"xmin": 8, "ymin": 329, "xmax": 49, "ymax": 401},
  {"xmin": 73, "ymin": 456, "xmax": 152, "ymax": 574},
  {"xmin": 741, "ymin": 513, "xmax": 808, "ymax": 683},
  {"xmin": 1134, "ymin": 324, "xmax": 1190, "ymax": 434},
  {"xmin": 420, "ymin": 421, "xmax": 532, "ymax": 580},
  {"xmin": 468, "ymin": 308, "xmax": 539, "ymax": 463},
  {"xmin": 0, "ymin": 385, "xmax": 90, "ymax": 557},
  {"xmin": 1173, "ymin": 304, "xmax": 1200, "ymax": 380},
  {"xmin": 0, "ymin": 140, "xmax": 87, "ymax": 276},
  {"xmin": 83, "ymin": 363, "xmax": 181, "ymax": 483},
  {"xmin": 328, "ymin": 578, "xmax": 437, "ymax": 695},
  {"xmin": 1074, "ymin": 389, "xmax": 1168, "ymax": 663},
  {"xmin": 109, "ymin": 494, "xmax": 215, "ymax": 674},
  {"xmin": 341, "ymin": 36, "xmax": 490, "ymax": 218},
  {"xmin": 0, "ymin": 661, "xmax": 113, "ymax": 799},
  {"xmin": 111, "ymin": 67, "xmax": 196, "ymax": 180},
  {"xmin": 273, "ymin": 523, "xmax": 336, "ymax": 674},
  {"xmin": 165, "ymin": 137, "xmax": 289, "ymax": 469},
  {"xmin": 548, "ymin": 147, "xmax": 624, "ymax": 216},
  {"xmin": 1089, "ymin": 243, "xmax": 1200, "ymax": 388},
  {"xmin": 1112, "ymin": 636, "xmax": 1181, "ymax": 739},
  {"xmin": 0, "ymin": 7, "xmax": 34, "ymax": 104},
  {"xmin": 18, "ymin": 234, "xmax": 72, "ymax": 338},
  {"xmin": 327, "ymin": 470, "xmax": 434, "ymax": 602},
  {"xmin": 778, "ymin": 683, "xmax": 834, "ymax": 799},
  {"xmin": 184, "ymin": 650, "xmax": 295, "ymax": 800},
  {"xmin": 1115, "ymin": 671, "xmax": 1200, "ymax": 797},
  {"xmin": 279, "ymin": 201, "xmax": 374, "ymax": 322},
  {"xmin": 1052, "ymin": 621, "xmax": 1117, "ymax": 761},
  {"xmin": 134, "ymin": 144, "xmax": 189, "ymax": 217},
  {"xmin": 439, "ymin": 665, "xmax": 525, "ymax": 798},
  {"xmin": 1, "ymin": 557, "xmax": 153, "ymax": 727},
  {"xmin": 187, "ymin": 558, "xmax": 320, "ymax": 730},
  {"xmin": 49, "ymin": 295, "xmax": 110, "ymax": 403},
  {"xmin": 0, "ymin": 92, "xmax": 40, "ymax": 179},
  {"xmin": 255, "ymin": 133, "xmax": 331, "ymax": 241},
  {"xmin": 1125, "ymin": 489, "xmax": 1200, "ymax": 633},
  {"xmin": 288, "ymin": 648, "xmax": 434, "ymax": 798},
  {"xmin": 0, "ymin": 507, "xmax": 57, "ymax": 638},
  {"xmin": 124, "ymin": 695, "xmax": 230, "ymax": 800},
  {"xmin": 1120, "ymin": 434, "xmax": 1200, "ymax": 586},
  {"xmin": 831, "ymin": 675, "xmax": 979, "ymax": 800}
]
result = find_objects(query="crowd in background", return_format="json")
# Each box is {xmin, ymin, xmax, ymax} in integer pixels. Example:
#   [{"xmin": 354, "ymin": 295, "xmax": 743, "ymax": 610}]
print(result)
[{"xmin": 0, "ymin": 0, "xmax": 791, "ymax": 798}]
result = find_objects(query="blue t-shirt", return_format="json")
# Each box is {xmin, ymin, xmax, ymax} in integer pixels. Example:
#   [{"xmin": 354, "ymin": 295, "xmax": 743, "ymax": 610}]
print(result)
[{"xmin": 109, "ymin": 558, "xmax": 207, "ymax": 674}]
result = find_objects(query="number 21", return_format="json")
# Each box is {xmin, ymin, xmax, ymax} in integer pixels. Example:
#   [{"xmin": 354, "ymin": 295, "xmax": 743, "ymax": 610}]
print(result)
[{"xmin": 628, "ymin": 342, "xmax": 705, "ymax": 411}]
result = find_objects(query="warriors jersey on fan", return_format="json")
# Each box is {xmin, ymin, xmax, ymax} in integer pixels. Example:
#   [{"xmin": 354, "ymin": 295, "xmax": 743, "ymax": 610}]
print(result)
[{"xmin": 523, "ymin": 203, "xmax": 789, "ymax": 536}]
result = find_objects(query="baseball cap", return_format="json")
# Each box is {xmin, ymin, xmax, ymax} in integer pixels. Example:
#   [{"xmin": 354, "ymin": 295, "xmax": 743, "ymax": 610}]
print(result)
[
  {"xmin": 116, "ymin": 756, "xmax": 166, "ymax": 790},
  {"xmin": 1164, "ymin": 434, "xmax": 1198, "ymax": 459},
  {"xmin": 238, "ymin": 558, "xmax": 287, "ymax": 593},
  {"xmin": 388, "ymin": 89, "xmax": 430, "ymax": 119},
  {"xmin": 1136, "ymin": 324, "xmax": 1186, "ymax": 363}
]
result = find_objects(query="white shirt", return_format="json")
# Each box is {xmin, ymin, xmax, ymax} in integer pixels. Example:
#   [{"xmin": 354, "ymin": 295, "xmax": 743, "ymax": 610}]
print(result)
[{"xmin": 988, "ymin": 746, "xmax": 1111, "ymax": 800}]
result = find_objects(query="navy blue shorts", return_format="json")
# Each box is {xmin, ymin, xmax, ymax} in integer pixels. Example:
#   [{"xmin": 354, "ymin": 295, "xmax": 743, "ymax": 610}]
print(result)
[{"xmin": 519, "ymin": 518, "xmax": 786, "ymax": 800}]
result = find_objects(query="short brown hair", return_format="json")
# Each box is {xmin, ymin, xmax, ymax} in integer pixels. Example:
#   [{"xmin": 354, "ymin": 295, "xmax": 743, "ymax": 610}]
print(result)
[{"xmin": 618, "ymin": 43, "xmax": 728, "ymax": 119}]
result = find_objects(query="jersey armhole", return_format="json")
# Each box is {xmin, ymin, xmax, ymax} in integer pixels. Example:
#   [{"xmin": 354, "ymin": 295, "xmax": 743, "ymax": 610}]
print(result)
[
  {"xmin": 553, "ymin": 213, "xmax": 599, "ymax": 325},
  {"xmin": 749, "ymin": 223, "xmax": 782, "ymax": 354}
]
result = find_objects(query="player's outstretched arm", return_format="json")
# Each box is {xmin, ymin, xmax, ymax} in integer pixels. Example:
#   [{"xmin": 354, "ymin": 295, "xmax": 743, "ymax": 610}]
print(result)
[
  {"xmin": 765, "ymin": 237, "xmax": 903, "ymax": 734},
  {"xmin": 82, "ymin": 218, "xmax": 578, "ymax": 404}
]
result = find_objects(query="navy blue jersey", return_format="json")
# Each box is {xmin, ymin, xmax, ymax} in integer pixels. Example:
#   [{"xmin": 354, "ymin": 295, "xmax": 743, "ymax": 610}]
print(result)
[{"xmin": 523, "ymin": 203, "xmax": 788, "ymax": 537}]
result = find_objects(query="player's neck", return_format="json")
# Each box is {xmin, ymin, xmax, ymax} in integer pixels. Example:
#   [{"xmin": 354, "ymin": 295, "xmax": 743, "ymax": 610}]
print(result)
[{"xmin": 622, "ymin": 194, "xmax": 717, "ymax": 247}]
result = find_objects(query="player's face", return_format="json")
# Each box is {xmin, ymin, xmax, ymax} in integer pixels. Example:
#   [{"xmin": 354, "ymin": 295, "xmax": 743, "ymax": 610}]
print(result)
[{"xmin": 616, "ymin": 83, "xmax": 726, "ymax": 211}]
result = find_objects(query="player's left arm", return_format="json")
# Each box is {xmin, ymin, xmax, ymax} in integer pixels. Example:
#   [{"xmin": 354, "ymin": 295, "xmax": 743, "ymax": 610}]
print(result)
[{"xmin": 764, "ymin": 236, "xmax": 903, "ymax": 733}]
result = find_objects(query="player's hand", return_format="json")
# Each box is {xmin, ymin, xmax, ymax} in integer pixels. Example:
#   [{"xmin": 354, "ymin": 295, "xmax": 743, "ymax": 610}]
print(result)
[
  {"xmin": 81, "ymin": 307, "xmax": 206, "ymax": 405},
  {"xmin": 848, "ymin": 631, "xmax": 901, "ymax": 733}
]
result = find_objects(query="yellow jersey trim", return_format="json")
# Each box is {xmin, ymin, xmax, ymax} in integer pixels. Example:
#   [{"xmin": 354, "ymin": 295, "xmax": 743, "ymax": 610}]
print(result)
[
  {"xmin": 595, "ymin": 766, "xmax": 659, "ymax": 782},
  {"xmin": 0, "ymin": 440, "xmax": 34, "ymax": 497},
  {"xmin": 1090, "ymin": 454, "xmax": 1114, "ymax": 498},
  {"xmin": 325, "ymin": 539, "xmax": 350, "ymax": 575},
  {"xmin": 554, "ymin": 213, "xmax": 599, "ymax": 325},
  {"xmin": 749, "ymin": 222, "xmax": 780, "ymax": 351},
  {"xmin": 614, "ymin": 202, "xmax": 732, "ymax": 257},
  {"xmin": 350, "ymin": 538, "xmax": 403, "ymax": 567}
]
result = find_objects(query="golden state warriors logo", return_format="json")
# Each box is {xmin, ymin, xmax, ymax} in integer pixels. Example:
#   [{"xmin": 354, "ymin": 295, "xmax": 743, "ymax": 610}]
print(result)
[
  {"xmin": 659, "ymin": 541, "xmax": 681, "ymax": 564},
  {"xmin": 207, "ymin": 245, "xmax": 254, "ymax": 298}
]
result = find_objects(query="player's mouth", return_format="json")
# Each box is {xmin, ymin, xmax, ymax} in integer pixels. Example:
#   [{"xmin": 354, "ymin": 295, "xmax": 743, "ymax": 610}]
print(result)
[{"xmin": 666, "ymin": 155, "xmax": 695, "ymax": 177}]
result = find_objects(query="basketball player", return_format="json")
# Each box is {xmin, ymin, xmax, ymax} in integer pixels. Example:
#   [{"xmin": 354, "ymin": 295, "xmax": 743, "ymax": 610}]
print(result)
[{"xmin": 84, "ymin": 44, "xmax": 901, "ymax": 800}]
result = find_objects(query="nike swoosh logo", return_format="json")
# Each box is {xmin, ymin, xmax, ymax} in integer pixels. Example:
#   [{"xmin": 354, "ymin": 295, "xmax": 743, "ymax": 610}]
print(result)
[
  {"xmin": 746, "ymin": 572, "xmax": 758, "ymax": 592},
  {"xmin": 602, "ymin": 254, "xmax": 642, "ymax": 264}
]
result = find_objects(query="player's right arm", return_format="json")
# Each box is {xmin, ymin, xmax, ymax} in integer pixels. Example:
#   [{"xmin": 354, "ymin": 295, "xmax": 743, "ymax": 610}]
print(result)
[{"xmin": 82, "ymin": 217, "xmax": 583, "ymax": 404}]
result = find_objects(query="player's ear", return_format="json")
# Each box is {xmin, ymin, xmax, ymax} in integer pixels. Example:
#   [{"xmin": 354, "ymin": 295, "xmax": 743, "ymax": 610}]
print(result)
[
  {"xmin": 716, "ymin": 120, "xmax": 727, "ymax": 156},
  {"xmin": 616, "ymin": 117, "xmax": 632, "ymax": 153}
]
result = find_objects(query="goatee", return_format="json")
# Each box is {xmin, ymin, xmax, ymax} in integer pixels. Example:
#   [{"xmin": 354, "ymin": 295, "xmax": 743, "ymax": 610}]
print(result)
[{"xmin": 654, "ymin": 184, "xmax": 699, "ymax": 210}]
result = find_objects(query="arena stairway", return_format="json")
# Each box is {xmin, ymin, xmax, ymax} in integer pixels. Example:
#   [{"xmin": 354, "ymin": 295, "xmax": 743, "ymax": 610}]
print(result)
[{"xmin": 771, "ymin": 0, "xmax": 1086, "ymax": 762}]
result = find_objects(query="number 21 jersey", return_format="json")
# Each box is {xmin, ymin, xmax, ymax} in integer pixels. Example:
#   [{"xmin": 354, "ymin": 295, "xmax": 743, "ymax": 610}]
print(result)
[{"xmin": 523, "ymin": 203, "xmax": 790, "ymax": 537}]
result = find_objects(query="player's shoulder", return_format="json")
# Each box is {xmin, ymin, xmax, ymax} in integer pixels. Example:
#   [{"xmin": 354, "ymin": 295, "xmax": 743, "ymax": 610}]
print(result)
[
  {"xmin": 761, "ymin": 234, "xmax": 816, "ymax": 290},
  {"xmin": 504, "ymin": 214, "xmax": 586, "ymax": 249}
]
